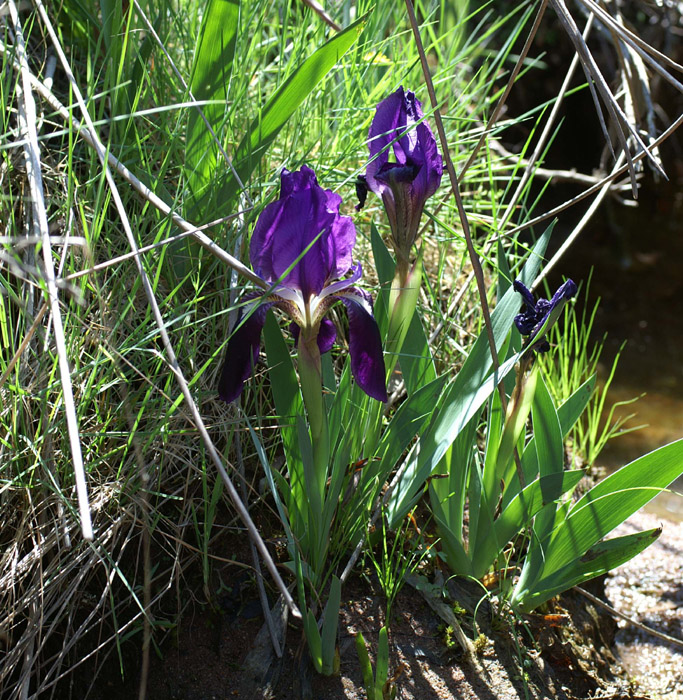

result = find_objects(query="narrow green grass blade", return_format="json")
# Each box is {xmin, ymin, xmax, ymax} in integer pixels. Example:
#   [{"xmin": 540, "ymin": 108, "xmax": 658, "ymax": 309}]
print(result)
[
  {"xmin": 321, "ymin": 575, "xmax": 342, "ymax": 675},
  {"xmin": 243, "ymin": 413, "xmax": 294, "ymax": 545},
  {"xmin": 184, "ymin": 0, "xmax": 240, "ymax": 216},
  {"xmin": 264, "ymin": 312, "xmax": 308, "ymax": 536},
  {"xmin": 541, "ymin": 438, "xmax": 683, "ymax": 577},
  {"xmin": 221, "ymin": 11, "xmax": 369, "ymax": 204},
  {"xmin": 516, "ymin": 528, "xmax": 662, "ymax": 612},
  {"xmin": 264, "ymin": 312, "xmax": 303, "ymax": 467}
]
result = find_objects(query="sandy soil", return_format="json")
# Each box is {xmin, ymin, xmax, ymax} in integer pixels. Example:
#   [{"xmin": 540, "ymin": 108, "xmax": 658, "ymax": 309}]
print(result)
[{"xmin": 606, "ymin": 512, "xmax": 683, "ymax": 700}]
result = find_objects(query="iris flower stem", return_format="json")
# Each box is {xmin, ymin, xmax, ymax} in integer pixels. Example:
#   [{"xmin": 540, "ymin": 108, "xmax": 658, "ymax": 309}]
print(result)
[
  {"xmin": 385, "ymin": 260, "xmax": 422, "ymax": 381},
  {"xmin": 298, "ymin": 331, "xmax": 330, "ymax": 482},
  {"xmin": 364, "ymin": 261, "xmax": 422, "ymax": 453}
]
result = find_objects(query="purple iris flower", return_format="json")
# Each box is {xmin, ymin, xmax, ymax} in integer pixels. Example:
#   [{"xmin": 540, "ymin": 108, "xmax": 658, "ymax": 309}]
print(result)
[
  {"xmin": 361, "ymin": 87, "xmax": 443, "ymax": 266},
  {"xmin": 218, "ymin": 166, "xmax": 387, "ymax": 403},
  {"xmin": 513, "ymin": 279, "xmax": 578, "ymax": 352}
]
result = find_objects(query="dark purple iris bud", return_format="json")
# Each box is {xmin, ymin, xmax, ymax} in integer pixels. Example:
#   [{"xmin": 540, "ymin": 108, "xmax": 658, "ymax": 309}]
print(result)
[
  {"xmin": 365, "ymin": 86, "xmax": 443, "ymax": 267},
  {"xmin": 218, "ymin": 166, "xmax": 387, "ymax": 403},
  {"xmin": 513, "ymin": 279, "xmax": 578, "ymax": 352}
]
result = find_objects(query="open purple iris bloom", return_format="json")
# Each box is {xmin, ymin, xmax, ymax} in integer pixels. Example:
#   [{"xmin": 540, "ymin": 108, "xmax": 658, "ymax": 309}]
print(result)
[
  {"xmin": 360, "ymin": 87, "xmax": 442, "ymax": 266},
  {"xmin": 218, "ymin": 166, "xmax": 387, "ymax": 403},
  {"xmin": 513, "ymin": 279, "xmax": 578, "ymax": 352}
]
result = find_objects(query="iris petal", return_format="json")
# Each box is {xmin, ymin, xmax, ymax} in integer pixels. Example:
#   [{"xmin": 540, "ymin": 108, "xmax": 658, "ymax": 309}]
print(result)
[
  {"xmin": 337, "ymin": 288, "xmax": 388, "ymax": 402},
  {"xmin": 250, "ymin": 166, "xmax": 356, "ymax": 298},
  {"xmin": 218, "ymin": 298, "xmax": 273, "ymax": 403},
  {"xmin": 365, "ymin": 86, "xmax": 442, "ymax": 201},
  {"xmin": 513, "ymin": 278, "xmax": 578, "ymax": 353}
]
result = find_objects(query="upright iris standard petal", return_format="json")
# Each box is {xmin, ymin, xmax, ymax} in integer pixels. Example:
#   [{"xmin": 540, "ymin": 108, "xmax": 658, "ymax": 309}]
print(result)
[
  {"xmin": 364, "ymin": 87, "xmax": 443, "ymax": 264},
  {"xmin": 513, "ymin": 279, "xmax": 578, "ymax": 352},
  {"xmin": 219, "ymin": 166, "xmax": 387, "ymax": 404},
  {"xmin": 218, "ymin": 299, "xmax": 274, "ymax": 403},
  {"xmin": 250, "ymin": 165, "xmax": 356, "ymax": 298},
  {"xmin": 338, "ymin": 288, "xmax": 388, "ymax": 403}
]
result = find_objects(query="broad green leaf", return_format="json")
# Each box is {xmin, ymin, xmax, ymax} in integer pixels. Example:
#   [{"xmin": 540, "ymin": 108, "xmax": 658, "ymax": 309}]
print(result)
[
  {"xmin": 431, "ymin": 414, "xmax": 478, "ymax": 538},
  {"xmin": 493, "ymin": 470, "xmax": 584, "ymax": 553},
  {"xmin": 504, "ymin": 374, "xmax": 595, "ymax": 508},
  {"xmin": 184, "ymin": 0, "xmax": 239, "ymax": 217},
  {"xmin": 385, "ymin": 226, "xmax": 553, "ymax": 527},
  {"xmin": 376, "ymin": 374, "xmax": 448, "ymax": 474},
  {"xmin": 432, "ymin": 508, "xmax": 472, "ymax": 575},
  {"xmin": 529, "ymin": 372, "xmax": 564, "ymax": 540},
  {"xmin": 305, "ymin": 608, "xmax": 323, "ymax": 673},
  {"xmin": 491, "ymin": 365, "xmax": 538, "ymax": 505},
  {"xmin": 371, "ymin": 222, "xmax": 396, "ymax": 337},
  {"xmin": 515, "ymin": 528, "xmax": 661, "ymax": 612},
  {"xmin": 220, "ymin": 12, "xmax": 369, "ymax": 205},
  {"xmin": 321, "ymin": 576, "xmax": 342, "ymax": 675},
  {"xmin": 400, "ymin": 311, "xmax": 438, "ymax": 396},
  {"xmin": 376, "ymin": 626, "xmax": 390, "ymax": 689},
  {"xmin": 370, "ymin": 224, "xmax": 434, "ymax": 394},
  {"xmin": 296, "ymin": 553, "xmax": 322, "ymax": 672},
  {"xmin": 355, "ymin": 632, "xmax": 374, "ymax": 692},
  {"xmin": 540, "ymin": 437, "xmax": 683, "ymax": 578},
  {"xmin": 473, "ymin": 467, "xmax": 582, "ymax": 579}
]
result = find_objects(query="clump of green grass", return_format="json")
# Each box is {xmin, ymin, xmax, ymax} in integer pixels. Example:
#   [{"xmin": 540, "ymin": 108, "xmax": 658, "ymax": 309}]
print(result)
[{"xmin": 1, "ymin": 0, "xmax": 680, "ymax": 695}]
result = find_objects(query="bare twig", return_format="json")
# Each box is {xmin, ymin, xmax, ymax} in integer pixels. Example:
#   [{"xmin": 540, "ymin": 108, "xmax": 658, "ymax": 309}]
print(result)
[
  {"xmin": 507, "ymin": 109, "xmax": 683, "ymax": 238},
  {"xmin": 532, "ymin": 152, "xmax": 627, "ymax": 289},
  {"xmin": 500, "ymin": 12, "xmax": 594, "ymax": 227},
  {"xmin": 575, "ymin": 585, "xmax": 683, "ymax": 651},
  {"xmin": 300, "ymin": 0, "xmax": 341, "ymax": 31},
  {"xmin": 404, "ymin": 0, "xmax": 499, "ymax": 378}
]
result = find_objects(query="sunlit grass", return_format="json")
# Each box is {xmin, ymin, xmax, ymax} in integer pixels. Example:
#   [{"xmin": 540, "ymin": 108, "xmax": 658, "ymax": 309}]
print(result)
[{"xmin": 1, "ymin": 0, "xmax": 680, "ymax": 694}]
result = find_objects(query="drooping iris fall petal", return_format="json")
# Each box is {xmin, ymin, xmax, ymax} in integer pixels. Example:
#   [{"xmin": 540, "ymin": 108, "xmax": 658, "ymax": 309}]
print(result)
[
  {"xmin": 218, "ymin": 298, "xmax": 274, "ymax": 403},
  {"xmin": 339, "ymin": 288, "xmax": 388, "ymax": 403}
]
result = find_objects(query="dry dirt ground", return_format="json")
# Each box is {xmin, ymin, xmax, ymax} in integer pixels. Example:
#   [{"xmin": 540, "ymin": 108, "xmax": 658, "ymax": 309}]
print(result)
[{"xmin": 69, "ymin": 510, "xmax": 682, "ymax": 700}]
